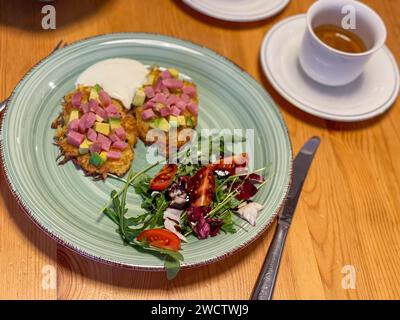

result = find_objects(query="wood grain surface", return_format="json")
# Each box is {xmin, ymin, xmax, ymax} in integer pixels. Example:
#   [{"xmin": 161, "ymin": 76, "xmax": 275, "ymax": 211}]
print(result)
[{"xmin": 1, "ymin": 0, "xmax": 400, "ymax": 300}]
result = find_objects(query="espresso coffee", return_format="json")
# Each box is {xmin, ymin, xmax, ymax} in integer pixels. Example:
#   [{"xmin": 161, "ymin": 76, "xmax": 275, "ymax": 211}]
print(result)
[{"xmin": 314, "ymin": 24, "xmax": 367, "ymax": 54}]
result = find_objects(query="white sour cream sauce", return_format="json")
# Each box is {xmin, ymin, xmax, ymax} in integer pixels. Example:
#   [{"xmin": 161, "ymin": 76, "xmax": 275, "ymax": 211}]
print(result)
[{"xmin": 76, "ymin": 58, "xmax": 148, "ymax": 109}]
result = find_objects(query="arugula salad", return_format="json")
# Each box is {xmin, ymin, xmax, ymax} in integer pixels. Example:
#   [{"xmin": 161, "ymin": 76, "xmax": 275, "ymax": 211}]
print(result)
[{"xmin": 101, "ymin": 145, "xmax": 270, "ymax": 279}]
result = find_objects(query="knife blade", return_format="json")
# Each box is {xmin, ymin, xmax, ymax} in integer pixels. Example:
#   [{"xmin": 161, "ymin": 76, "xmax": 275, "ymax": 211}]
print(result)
[{"xmin": 251, "ymin": 136, "xmax": 321, "ymax": 300}]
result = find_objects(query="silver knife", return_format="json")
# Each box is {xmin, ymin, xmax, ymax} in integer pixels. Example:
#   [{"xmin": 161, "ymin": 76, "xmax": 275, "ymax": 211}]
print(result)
[{"xmin": 251, "ymin": 136, "xmax": 321, "ymax": 300}]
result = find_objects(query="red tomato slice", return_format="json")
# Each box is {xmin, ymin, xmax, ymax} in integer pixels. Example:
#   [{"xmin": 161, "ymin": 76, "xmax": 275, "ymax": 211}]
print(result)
[
  {"xmin": 209, "ymin": 153, "xmax": 249, "ymax": 174},
  {"xmin": 149, "ymin": 164, "xmax": 178, "ymax": 191},
  {"xmin": 188, "ymin": 167, "xmax": 216, "ymax": 207},
  {"xmin": 137, "ymin": 229, "xmax": 181, "ymax": 251}
]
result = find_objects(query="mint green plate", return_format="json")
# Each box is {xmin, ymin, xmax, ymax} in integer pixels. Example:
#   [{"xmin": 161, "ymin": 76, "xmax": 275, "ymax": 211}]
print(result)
[{"xmin": 0, "ymin": 34, "xmax": 292, "ymax": 270}]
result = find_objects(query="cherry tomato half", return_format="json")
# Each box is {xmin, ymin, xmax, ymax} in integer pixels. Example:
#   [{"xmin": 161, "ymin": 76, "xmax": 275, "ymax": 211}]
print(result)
[
  {"xmin": 137, "ymin": 228, "xmax": 181, "ymax": 251},
  {"xmin": 149, "ymin": 164, "xmax": 178, "ymax": 191},
  {"xmin": 188, "ymin": 166, "xmax": 216, "ymax": 207}
]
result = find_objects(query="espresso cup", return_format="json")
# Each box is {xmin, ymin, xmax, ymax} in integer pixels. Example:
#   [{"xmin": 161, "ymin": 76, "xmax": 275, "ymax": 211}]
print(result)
[{"xmin": 299, "ymin": 0, "xmax": 387, "ymax": 86}]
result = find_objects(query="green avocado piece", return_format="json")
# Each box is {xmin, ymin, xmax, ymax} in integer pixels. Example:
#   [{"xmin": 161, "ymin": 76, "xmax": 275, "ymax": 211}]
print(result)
[
  {"xmin": 149, "ymin": 118, "xmax": 170, "ymax": 132},
  {"xmin": 89, "ymin": 152, "xmax": 105, "ymax": 167},
  {"xmin": 186, "ymin": 115, "xmax": 195, "ymax": 127},
  {"xmin": 109, "ymin": 118, "xmax": 121, "ymax": 131},
  {"xmin": 133, "ymin": 89, "xmax": 146, "ymax": 107}
]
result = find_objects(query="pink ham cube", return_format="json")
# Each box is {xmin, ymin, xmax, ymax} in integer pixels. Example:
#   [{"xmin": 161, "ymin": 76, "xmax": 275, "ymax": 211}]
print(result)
[
  {"xmin": 142, "ymin": 108, "xmax": 156, "ymax": 121},
  {"xmin": 84, "ymin": 112, "xmax": 97, "ymax": 129},
  {"xmin": 68, "ymin": 119, "xmax": 80, "ymax": 132},
  {"xmin": 105, "ymin": 104, "xmax": 120, "ymax": 118},
  {"xmin": 160, "ymin": 107, "xmax": 171, "ymax": 117},
  {"xmin": 161, "ymin": 70, "xmax": 171, "ymax": 79},
  {"xmin": 89, "ymin": 142, "xmax": 102, "ymax": 154},
  {"xmin": 80, "ymin": 103, "xmax": 90, "ymax": 114},
  {"xmin": 176, "ymin": 100, "xmax": 187, "ymax": 111},
  {"xmin": 144, "ymin": 87, "xmax": 155, "ymax": 99},
  {"xmin": 181, "ymin": 94, "xmax": 190, "ymax": 102},
  {"xmin": 154, "ymin": 93, "xmax": 167, "ymax": 105},
  {"xmin": 170, "ymin": 106, "xmax": 181, "ymax": 117},
  {"xmin": 99, "ymin": 90, "xmax": 112, "ymax": 107},
  {"xmin": 112, "ymin": 140, "xmax": 127, "ymax": 150},
  {"xmin": 95, "ymin": 106, "xmax": 108, "ymax": 121},
  {"xmin": 87, "ymin": 128, "xmax": 97, "ymax": 142},
  {"xmin": 89, "ymin": 99, "xmax": 99, "ymax": 112},
  {"xmin": 145, "ymin": 100, "xmax": 156, "ymax": 109},
  {"xmin": 97, "ymin": 134, "xmax": 111, "ymax": 151},
  {"xmin": 71, "ymin": 92, "xmax": 82, "ymax": 108},
  {"xmin": 166, "ymin": 95, "xmax": 178, "ymax": 106},
  {"xmin": 187, "ymin": 102, "xmax": 198, "ymax": 115},
  {"xmin": 109, "ymin": 133, "xmax": 120, "ymax": 143},
  {"xmin": 162, "ymin": 78, "xmax": 183, "ymax": 89},
  {"xmin": 67, "ymin": 131, "xmax": 84, "ymax": 147},
  {"xmin": 114, "ymin": 127, "xmax": 126, "ymax": 140},
  {"xmin": 183, "ymin": 86, "xmax": 197, "ymax": 97},
  {"xmin": 78, "ymin": 118, "xmax": 87, "ymax": 134},
  {"xmin": 107, "ymin": 151, "xmax": 121, "ymax": 160}
]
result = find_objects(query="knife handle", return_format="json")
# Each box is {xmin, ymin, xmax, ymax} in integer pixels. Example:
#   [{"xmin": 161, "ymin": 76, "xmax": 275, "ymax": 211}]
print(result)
[{"xmin": 251, "ymin": 222, "xmax": 289, "ymax": 300}]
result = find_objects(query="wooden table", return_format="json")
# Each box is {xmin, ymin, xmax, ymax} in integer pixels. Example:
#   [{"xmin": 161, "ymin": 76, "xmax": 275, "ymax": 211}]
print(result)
[{"xmin": 1, "ymin": 0, "xmax": 400, "ymax": 300}]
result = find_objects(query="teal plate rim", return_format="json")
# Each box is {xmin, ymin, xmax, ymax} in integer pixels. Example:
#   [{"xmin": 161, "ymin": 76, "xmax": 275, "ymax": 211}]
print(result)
[{"xmin": 0, "ymin": 32, "xmax": 293, "ymax": 270}]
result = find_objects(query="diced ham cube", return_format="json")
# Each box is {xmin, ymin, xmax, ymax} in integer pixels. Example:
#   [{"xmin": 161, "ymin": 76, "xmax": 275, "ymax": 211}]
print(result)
[
  {"xmin": 84, "ymin": 112, "xmax": 97, "ymax": 129},
  {"xmin": 183, "ymin": 85, "xmax": 197, "ymax": 97},
  {"xmin": 68, "ymin": 119, "xmax": 80, "ymax": 132},
  {"xmin": 162, "ymin": 78, "xmax": 183, "ymax": 89},
  {"xmin": 99, "ymin": 90, "xmax": 112, "ymax": 107},
  {"xmin": 154, "ymin": 78, "xmax": 164, "ymax": 93},
  {"xmin": 87, "ymin": 128, "xmax": 97, "ymax": 142},
  {"xmin": 142, "ymin": 108, "xmax": 156, "ymax": 121},
  {"xmin": 176, "ymin": 100, "xmax": 187, "ymax": 111},
  {"xmin": 89, "ymin": 99, "xmax": 99, "ymax": 112},
  {"xmin": 161, "ymin": 70, "xmax": 172, "ymax": 79},
  {"xmin": 105, "ymin": 104, "xmax": 120, "ymax": 118},
  {"xmin": 109, "ymin": 133, "xmax": 120, "ymax": 143},
  {"xmin": 145, "ymin": 100, "xmax": 155, "ymax": 109},
  {"xmin": 89, "ymin": 142, "xmax": 102, "ymax": 154},
  {"xmin": 154, "ymin": 93, "xmax": 167, "ymax": 104},
  {"xmin": 95, "ymin": 106, "xmax": 108, "ymax": 121},
  {"xmin": 67, "ymin": 131, "xmax": 84, "ymax": 147},
  {"xmin": 107, "ymin": 151, "xmax": 122, "ymax": 160},
  {"xmin": 78, "ymin": 118, "xmax": 87, "ymax": 134},
  {"xmin": 97, "ymin": 134, "xmax": 111, "ymax": 151},
  {"xmin": 187, "ymin": 102, "xmax": 198, "ymax": 115},
  {"xmin": 112, "ymin": 140, "xmax": 127, "ymax": 150},
  {"xmin": 71, "ymin": 92, "xmax": 82, "ymax": 108},
  {"xmin": 80, "ymin": 103, "xmax": 89, "ymax": 114},
  {"xmin": 181, "ymin": 94, "xmax": 190, "ymax": 102},
  {"xmin": 170, "ymin": 106, "xmax": 181, "ymax": 117},
  {"xmin": 160, "ymin": 107, "xmax": 171, "ymax": 117},
  {"xmin": 144, "ymin": 87, "xmax": 155, "ymax": 99},
  {"xmin": 167, "ymin": 95, "xmax": 178, "ymax": 106},
  {"xmin": 114, "ymin": 127, "xmax": 126, "ymax": 140}
]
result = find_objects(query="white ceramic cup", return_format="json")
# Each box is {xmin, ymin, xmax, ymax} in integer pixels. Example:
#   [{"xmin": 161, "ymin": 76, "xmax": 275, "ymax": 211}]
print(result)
[{"xmin": 299, "ymin": 0, "xmax": 387, "ymax": 87}]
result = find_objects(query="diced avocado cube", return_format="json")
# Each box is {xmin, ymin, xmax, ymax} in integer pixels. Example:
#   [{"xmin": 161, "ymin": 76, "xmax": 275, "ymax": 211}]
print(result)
[
  {"xmin": 89, "ymin": 87, "xmax": 99, "ymax": 101},
  {"xmin": 168, "ymin": 68, "xmax": 179, "ymax": 79},
  {"xmin": 177, "ymin": 115, "xmax": 186, "ymax": 126},
  {"xmin": 69, "ymin": 110, "xmax": 80, "ymax": 123},
  {"xmin": 109, "ymin": 118, "xmax": 121, "ymax": 131},
  {"xmin": 149, "ymin": 119, "xmax": 159, "ymax": 129},
  {"xmin": 94, "ymin": 122, "xmax": 110, "ymax": 136},
  {"xmin": 99, "ymin": 151, "xmax": 108, "ymax": 163},
  {"xmin": 186, "ymin": 116, "xmax": 195, "ymax": 127},
  {"xmin": 93, "ymin": 84, "xmax": 102, "ymax": 92},
  {"xmin": 89, "ymin": 153, "xmax": 105, "ymax": 167},
  {"xmin": 133, "ymin": 89, "xmax": 146, "ymax": 107},
  {"xmin": 79, "ymin": 139, "xmax": 91, "ymax": 155},
  {"xmin": 157, "ymin": 118, "xmax": 170, "ymax": 132},
  {"xmin": 143, "ymin": 74, "xmax": 155, "ymax": 86}
]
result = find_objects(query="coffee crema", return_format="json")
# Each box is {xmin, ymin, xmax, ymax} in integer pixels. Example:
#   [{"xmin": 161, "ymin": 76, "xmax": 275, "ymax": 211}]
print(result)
[{"xmin": 313, "ymin": 24, "xmax": 367, "ymax": 54}]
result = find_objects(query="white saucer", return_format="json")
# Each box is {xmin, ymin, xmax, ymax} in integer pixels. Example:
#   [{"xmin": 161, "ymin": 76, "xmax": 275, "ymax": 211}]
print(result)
[
  {"xmin": 183, "ymin": 0, "xmax": 290, "ymax": 22},
  {"xmin": 260, "ymin": 15, "xmax": 400, "ymax": 122}
]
